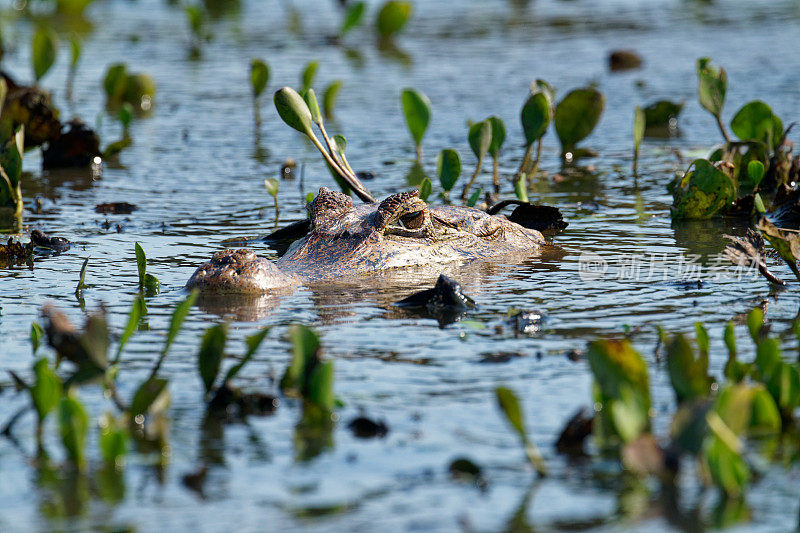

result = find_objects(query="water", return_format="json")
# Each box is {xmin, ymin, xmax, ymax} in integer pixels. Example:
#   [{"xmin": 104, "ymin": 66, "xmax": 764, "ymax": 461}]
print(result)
[{"xmin": 2, "ymin": 0, "xmax": 800, "ymax": 530}]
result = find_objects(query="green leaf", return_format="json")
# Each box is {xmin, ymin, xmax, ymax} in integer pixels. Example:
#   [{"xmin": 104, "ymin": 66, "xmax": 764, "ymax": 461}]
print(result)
[
  {"xmin": 747, "ymin": 160, "xmax": 765, "ymax": 189},
  {"xmin": 1, "ymin": 127, "xmax": 25, "ymax": 187},
  {"xmin": 300, "ymin": 61, "xmax": 318, "ymax": 94},
  {"xmin": 76, "ymin": 257, "xmax": 89, "ymax": 294},
  {"xmin": 115, "ymin": 296, "xmax": 145, "ymax": 362},
  {"xmin": 130, "ymin": 377, "xmax": 169, "ymax": 418},
  {"xmin": 0, "ymin": 78, "xmax": 7, "ymax": 117},
  {"xmin": 633, "ymin": 105, "xmax": 645, "ymax": 154},
  {"xmin": 520, "ymin": 91, "xmax": 551, "ymax": 145},
  {"xmin": 587, "ymin": 339, "xmax": 650, "ymax": 403},
  {"xmin": 59, "ymin": 393, "xmax": 89, "ymax": 468},
  {"xmin": 697, "ymin": 58, "xmax": 727, "ymax": 118},
  {"xmin": 757, "ymin": 218, "xmax": 800, "ymax": 281},
  {"xmin": 670, "ymin": 159, "xmax": 736, "ymax": 220},
  {"xmin": 703, "ymin": 433, "xmax": 749, "ymax": 498},
  {"xmin": 746, "ymin": 307, "xmax": 763, "ymax": 341},
  {"xmin": 305, "ymin": 192, "xmax": 315, "ymax": 204},
  {"xmin": 468, "ymin": 119, "xmax": 492, "ymax": 161},
  {"xmin": 418, "ymin": 177, "xmax": 432, "ymax": 201},
  {"xmin": 143, "ymin": 273, "xmax": 159, "ymax": 295},
  {"xmin": 198, "ymin": 323, "xmax": 227, "ymax": 395},
  {"xmin": 307, "ymin": 360, "xmax": 335, "ymax": 411},
  {"xmin": 304, "ymin": 88, "xmax": 322, "ymax": 125},
  {"xmin": 99, "ymin": 413, "xmax": 128, "ymax": 468},
  {"xmin": 514, "ymin": 178, "xmax": 528, "ymax": 202},
  {"xmin": 123, "ymin": 73, "xmax": 156, "ymax": 108},
  {"xmin": 185, "ymin": 5, "xmax": 206, "ymax": 36},
  {"xmin": 666, "ymin": 333, "xmax": 711, "ymax": 404},
  {"xmin": 162, "ymin": 290, "xmax": 198, "ymax": 358},
  {"xmin": 32, "ymin": 27, "xmax": 58, "ymax": 82},
  {"xmin": 30, "ymin": 322, "xmax": 44, "ymax": 355},
  {"xmin": 280, "ymin": 324, "xmax": 321, "ymax": 394},
  {"xmin": 376, "ymin": 1, "xmax": 413, "ymax": 39},
  {"xmin": 554, "ymin": 88, "xmax": 605, "ymax": 154},
  {"xmin": 265, "ymin": 177, "xmax": 279, "ymax": 198},
  {"xmin": 274, "ymin": 87, "xmax": 315, "ymax": 138},
  {"xmin": 134, "ymin": 242, "xmax": 147, "ymax": 288},
  {"xmin": 322, "ymin": 80, "xmax": 342, "ymax": 119},
  {"xmin": 466, "ymin": 188, "xmax": 482, "ymax": 208},
  {"xmin": 643, "ymin": 100, "xmax": 683, "ymax": 128},
  {"xmin": 401, "ymin": 88, "xmax": 430, "ymax": 149},
  {"xmin": 31, "ymin": 358, "xmax": 61, "ymax": 421},
  {"xmin": 487, "ymin": 116, "xmax": 506, "ymax": 158},
  {"xmin": 118, "ymin": 103, "xmax": 133, "ymax": 130},
  {"xmin": 341, "ymin": 1, "xmax": 366, "ymax": 35},
  {"xmin": 103, "ymin": 63, "xmax": 128, "ymax": 100},
  {"xmin": 225, "ymin": 327, "xmax": 271, "ymax": 383},
  {"xmin": 250, "ymin": 58, "xmax": 269, "ymax": 98},
  {"xmin": 495, "ymin": 386, "xmax": 526, "ymax": 440},
  {"xmin": 69, "ymin": 35, "xmax": 81, "ymax": 68},
  {"xmin": 730, "ymin": 101, "xmax": 783, "ymax": 150},
  {"xmin": 749, "ymin": 387, "xmax": 781, "ymax": 434},
  {"xmin": 609, "ymin": 384, "xmax": 649, "ymax": 443},
  {"xmin": 765, "ymin": 362, "xmax": 800, "ymax": 415},
  {"xmin": 437, "ymin": 149, "xmax": 461, "ymax": 191}
]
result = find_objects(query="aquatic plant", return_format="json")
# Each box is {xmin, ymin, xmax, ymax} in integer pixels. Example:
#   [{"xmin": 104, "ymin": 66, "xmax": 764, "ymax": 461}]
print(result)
[
  {"xmin": 273, "ymin": 86, "xmax": 374, "ymax": 202},
  {"xmin": 250, "ymin": 58, "xmax": 269, "ymax": 126},
  {"xmin": 437, "ymin": 148, "xmax": 461, "ymax": 197},
  {"xmin": 300, "ymin": 60, "xmax": 319, "ymax": 95},
  {"xmin": 632, "ymin": 106, "xmax": 644, "ymax": 174},
  {"xmin": 340, "ymin": 2, "xmax": 365, "ymax": 37},
  {"xmin": 264, "ymin": 177, "xmax": 280, "ymax": 224},
  {"xmin": 185, "ymin": 4, "xmax": 210, "ymax": 59},
  {"xmin": 495, "ymin": 386, "xmax": 547, "ymax": 476},
  {"xmin": 401, "ymin": 88, "xmax": 430, "ymax": 161},
  {"xmin": 461, "ymin": 119, "xmax": 491, "ymax": 200},
  {"xmin": 697, "ymin": 58, "xmax": 729, "ymax": 142},
  {"xmin": 515, "ymin": 81, "xmax": 553, "ymax": 188},
  {"xmin": 554, "ymin": 87, "xmax": 604, "ymax": 161},
  {"xmin": 375, "ymin": 1, "xmax": 412, "ymax": 40},
  {"xmin": 134, "ymin": 242, "xmax": 160, "ymax": 295},
  {"xmin": 280, "ymin": 325, "xmax": 336, "ymax": 412},
  {"xmin": 32, "ymin": 27, "xmax": 58, "ymax": 84},
  {"xmin": 322, "ymin": 79, "xmax": 342, "ymax": 119},
  {"xmin": 66, "ymin": 35, "xmax": 82, "ymax": 101},
  {"xmin": 103, "ymin": 63, "xmax": 156, "ymax": 112},
  {"xmin": 0, "ymin": 127, "xmax": 25, "ymax": 220}
]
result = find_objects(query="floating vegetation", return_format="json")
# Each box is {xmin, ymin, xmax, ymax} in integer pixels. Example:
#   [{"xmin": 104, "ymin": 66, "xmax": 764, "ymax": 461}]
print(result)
[{"xmin": 103, "ymin": 63, "xmax": 156, "ymax": 112}]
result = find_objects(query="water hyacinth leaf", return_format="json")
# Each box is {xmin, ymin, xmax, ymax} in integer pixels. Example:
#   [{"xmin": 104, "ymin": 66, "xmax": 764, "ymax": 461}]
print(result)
[
  {"xmin": 115, "ymin": 296, "xmax": 145, "ymax": 361},
  {"xmin": 305, "ymin": 192, "xmax": 315, "ymax": 204},
  {"xmin": 162, "ymin": 290, "xmax": 198, "ymax": 358},
  {"xmin": 59, "ymin": 393, "xmax": 89, "ymax": 468},
  {"xmin": 104, "ymin": 63, "xmax": 128, "ymax": 99},
  {"xmin": 118, "ymin": 103, "xmax": 133, "ymax": 130},
  {"xmin": 666, "ymin": 333, "xmax": 711, "ymax": 404},
  {"xmin": 304, "ymin": 88, "xmax": 322, "ymax": 125},
  {"xmin": 123, "ymin": 73, "xmax": 156, "ymax": 110},
  {"xmin": 514, "ymin": 178, "xmax": 528, "ymax": 202},
  {"xmin": 69, "ymin": 35, "xmax": 81, "ymax": 68},
  {"xmin": 265, "ymin": 177, "xmax": 279, "ymax": 198},
  {"xmin": 225, "ymin": 327, "xmax": 270, "ymax": 383},
  {"xmin": 521, "ymin": 92, "xmax": 551, "ymax": 145},
  {"xmin": 554, "ymin": 88, "xmax": 605, "ymax": 154},
  {"xmin": 749, "ymin": 387, "xmax": 781, "ymax": 433},
  {"xmin": 281, "ymin": 324, "xmax": 321, "ymax": 393},
  {"xmin": 31, "ymin": 358, "xmax": 61, "ymax": 421},
  {"xmin": 468, "ymin": 119, "xmax": 492, "ymax": 161},
  {"xmin": 670, "ymin": 159, "xmax": 735, "ymax": 219},
  {"xmin": 250, "ymin": 59, "xmax": 269, "ymax": 98},
  {"xmin": 30, "ymin": 322, "xmax": 44, "ymax": 355},
  {"xmin": 766, "ymin": 363, "xmax": 800, "ymax": 416},
  {"xmin": 341, "ymin": 1, "xmax": 366, "ymax": 35},
  {"xmin": 695, "ymin": 323, "xmax": 710, "ymax": 357},
  {"xmin": 747, "ymin": 160, "xmax": 765, "ymax": 189},
  {"xmin": 437, "ymin": 149, "xmax": 461, "ymax": 191},
  {"xmin": 418, "ymin": 177, "xmax": 432, "ymax": 202},
  {"xmin": 75, "ymin": 257, "xmax": 89, "ymax": 294},
  {"xmin": 322, "ymin": 80, "xmax": 342, "ymax": 118},
  {"xmin": 130, "ymin": 377, "xmax": 169, "ymax": 417},
  {"xmin": 643, "ymin": 100, "xmax": 683, "ymax": 127},
  {"xmin": 99, "ymin": 413, "xmax": 128, "ymax": 468},
  {"xmin": 467, "ymin": 188, "xmax": 482, "ymax": 208},
  {"xmin": 697, "ymin": 58, "xmax": 727, "ymax": 118},
  {"xmin": 609, "ymin": 384, "xmax": 649, "ymax": 443},
  {"xmin": 401, "ymin": 88, "xmax": 430, "ymax": 153},
  {"xmin": 755, "ymin": 337, "xmax": 780, "ymax": 380},
  {"xmin": 198, "ymin": 323, "xmax": 228, "ymax": 394},
  {"xmin": 730, "ymin": 101, "xmax": 783, "ymax": 150},
  {"xmin": 300, "ymin": 61, "xmax": 318, "ymax": 94},
  {"xmin": 134, "ymin": 242, "xmax": 146, "ymax": 288},
  {"xmin": 587, "ymin": 339, "xmax": 650, "ymax": 402},
  {"xmin": 746, "ymin": 307, "xmax": 763, "ymax": 341},
  {"xmin": 756, "ymin": 218, "xmax": 800, "ymax": 281},
  {"xmin": 487, "ymin": 116, "xmax": 506, "ymax": 158},
  {"xmin": 307, "ymin": 360, "xmax": 335, "ymax": 411},
  {"xmin": 32, "ymin": 27, "xmax": 58, "ymax": 82},
  {"xmin": 274, "ymin": 87, "xmax": 315, "ymax": 137},
  {"xmin": 704, "ymin": 434, "xmax": 749, "ymax": 498},
  {"xmin": 495, "ymin": 386, "xmax": 526, "ymax": 440},
  {"xmin": 143, "ymin": 273, "xmax": 159, "ymax": 295},
  {"xmin": 376, "ymin": 1, "xmax": 413, "ymax": 39}
]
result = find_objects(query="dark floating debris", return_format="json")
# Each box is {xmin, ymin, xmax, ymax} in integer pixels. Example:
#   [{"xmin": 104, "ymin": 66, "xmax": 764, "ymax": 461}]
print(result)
[
  {"xmin": 0, "ymin": 237, "xmax": 33, "ymax": 265},
  {"xmin": 0, "ymin": 71, "xmax": 61, "ymax": 148},
  {"xmin": 723, "ymin": 229, "xmax": 784, "ymax": 286},
  {"xmin": 768, "ymin": 185, "xmax": 800, "ymax": 230},
  {"xmin": 42, "ymin": 119, "xmax": 102, "ymax": 169},
  {"xmin": 486, "ymin": 200, "xmax": 568, "ymax": 235},
  {"xmin": 448, "ymin": 457, "xmax": 487, "ymax": 490},
  {"xmin": 555, "ymin": 407, "xmax": 594, "ymax": 455},
  {"xmin": 506, "ymin": 309, "xmax": 546, "ymax": 336},
  {"xmin": 347, "ymin": 416, "xmax": 389, "ymax": 438},
  {"xmin": 95, "ymin": 202, "xmax": 138, "ymax": 215},
  {"xmin": 608, "ymin": 49, "xmax": 643, "ymax": 72},
  {"xmin": 478, "ymin": 351, "xmax": 523, "ymax": 364},
  {"xmin": 181, "ymin": 465, "xmax": 209, "ymax": 499},
  {"xmin": 207, "ymin": 384, "xmax": 279, "ymax": 418},
  {"xmin": 30, "ymin": 229, "xmax": 70, "ymax": 253}
]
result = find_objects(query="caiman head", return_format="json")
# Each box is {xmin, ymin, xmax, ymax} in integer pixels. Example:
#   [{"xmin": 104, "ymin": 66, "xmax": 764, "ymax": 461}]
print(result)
[{"xmin": 279, "ymin": 187, "xmax": 545, "ymax": 279}]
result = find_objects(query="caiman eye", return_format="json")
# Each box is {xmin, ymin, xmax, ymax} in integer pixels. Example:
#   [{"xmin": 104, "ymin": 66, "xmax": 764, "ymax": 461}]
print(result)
[{"xmin": 399, "ymin": 210, "xmax": 425, "ymax": 230}]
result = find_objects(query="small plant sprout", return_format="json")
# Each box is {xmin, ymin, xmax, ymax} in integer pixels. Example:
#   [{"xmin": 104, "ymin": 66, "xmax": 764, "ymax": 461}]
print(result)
[
  {"xmin": 30, "ymin": 322, "xmax": 44, "ymax": 355},
  {"xmin": 495, "ymin": 387, "xmax": 547, "ymax": 476},
  {"xmin": 31, "ymin": 357, "xmax": 61, "ymax": 450},
  {"xmin": 250, "ymin": 58, "xmax": 270, "ymax": 125},
  {"xmin": 59, "ymin": 391, "xmax": 90, "ymax": 470},
  {"xmin": 418, "ymin": 176, "xmax": 432, "ymax": 202},
  {"xmin": 400, "ymin": 88, "xmax": 430, "ymax": 161},
  {"xmin": 185, "ymin": 4, "xmax": 209, "ymax": 59},
  {"xmin": 633, "ymin": 105, "xmax": 645, "ymax": 174},
  {"xmin": 134, "ymin": 242, "xmax": 160, "ymax": 295},
  {"xmin": 554, "ymin": 87, "xmax": 605, "ymax": 161},
  {"xmin": 487, "ymin": 116, "xmax": 506, "ymax": 193},
  {"xmin": 265, "ymin": 177, "xmax": 280, "ymax": 226},
  {"xmin": 697, "ymin": 58, "xmax": 730, "ymax": 143},
  {"xmin": 75, "ymin": 257, "xmax": 89, "ymax": 295},
  {"xmin": 32, "ymin": 27, "xmax": 58, "ymax": 84},
  {"xmin": 66, "ymin": 34, "xmax": 81, "ymax": 101},
  {"xmin": 375, "ymin": 1, "xmax": 413, "ymax": 41},
  {"xmin": 340, "ymin": 1, "xmax": 366, "ymax": 37},
  {"xmin": 516, "ymin": 85, "xmax": 552, "ymax": 188},
  {"xmin": 274, "ymin": 86, "xmax": 375, "ymax": 202},
  {"xmin": 437, "ymin": 149, "xmax": 461, "ymax": 197},
  {"xmin": 461, "ymin": 119, "xmax": 491, "ymax": 200},
  {"xmin": 300, "ymin": 60, "xmax": 319, "ymax": 95},
  {"xmin": 102, "ymin": 63, "xmax": 156, "ymax": 112},
  {"xmin": 322, "ymin": 79, "xmax": 342, "ymax": 119},
  {"xmin": 0, "ymin": 126, "xmax": 25, "ymax": 219},
  {"xmin": 466, "ymin": 188, "xmax": 482, "ymax": 208}
]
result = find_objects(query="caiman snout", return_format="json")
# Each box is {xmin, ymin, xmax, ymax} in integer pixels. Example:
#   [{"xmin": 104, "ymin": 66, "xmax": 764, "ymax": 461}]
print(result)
[{"xmin": 186, "ymin": 248, "xmax": 298, "ymax": 294}]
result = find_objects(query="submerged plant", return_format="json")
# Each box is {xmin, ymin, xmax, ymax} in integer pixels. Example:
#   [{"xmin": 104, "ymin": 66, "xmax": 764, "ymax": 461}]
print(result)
[
  {"xmin": 265, "ymin": 177, "xmax": 280, "ymax": 225},
  {"xmin": 401, "ymin": 88, "xmax": 430, "ymax": 161}
]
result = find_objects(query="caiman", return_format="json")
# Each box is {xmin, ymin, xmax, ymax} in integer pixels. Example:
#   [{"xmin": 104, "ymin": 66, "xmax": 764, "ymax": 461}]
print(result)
[{"xmin": 187, "ymin": 187, "xmax": 547, "ymax": 293}]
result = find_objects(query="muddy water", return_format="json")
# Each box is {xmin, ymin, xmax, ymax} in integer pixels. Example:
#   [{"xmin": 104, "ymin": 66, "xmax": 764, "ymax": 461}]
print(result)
[{"xmin": 1, "ymin": 0, "xmax": 800, "ymax": 530}]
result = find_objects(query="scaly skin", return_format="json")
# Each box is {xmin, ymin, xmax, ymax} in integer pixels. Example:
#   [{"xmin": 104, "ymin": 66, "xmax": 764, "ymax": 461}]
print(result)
[{"xmin": 187, "ymin": 188, "xmax": 545, "ymax": 294}]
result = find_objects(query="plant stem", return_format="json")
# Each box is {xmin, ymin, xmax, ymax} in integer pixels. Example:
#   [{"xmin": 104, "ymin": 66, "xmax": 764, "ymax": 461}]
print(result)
[
  {"xmin": 514, "ymin": 143, "xmax": 534, "ymax": 183},
  {"xmin": 307, "ymin": 130, "xmax": 375, "ymax": 202},
  {"xmin": 416, "ymin": 144, "xmax": 422, "ymax": 162},
  {"xmin": 461, "ymin": 155, "xmax": 484, "ymax": 200},
  {"xmin": 716, "ymin": 113, "xmax": 731, "ymax": 144},
  {"xmin": 492, "ymin": 156, "xmax": 500, "ymax": 194},
  {"xmin": 273, "ymin": 196, "xmax": 280, "ymax": 228},
  {"xmin": 527, "ymin": 139, "xmax": 542, "ymax": 187}
]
